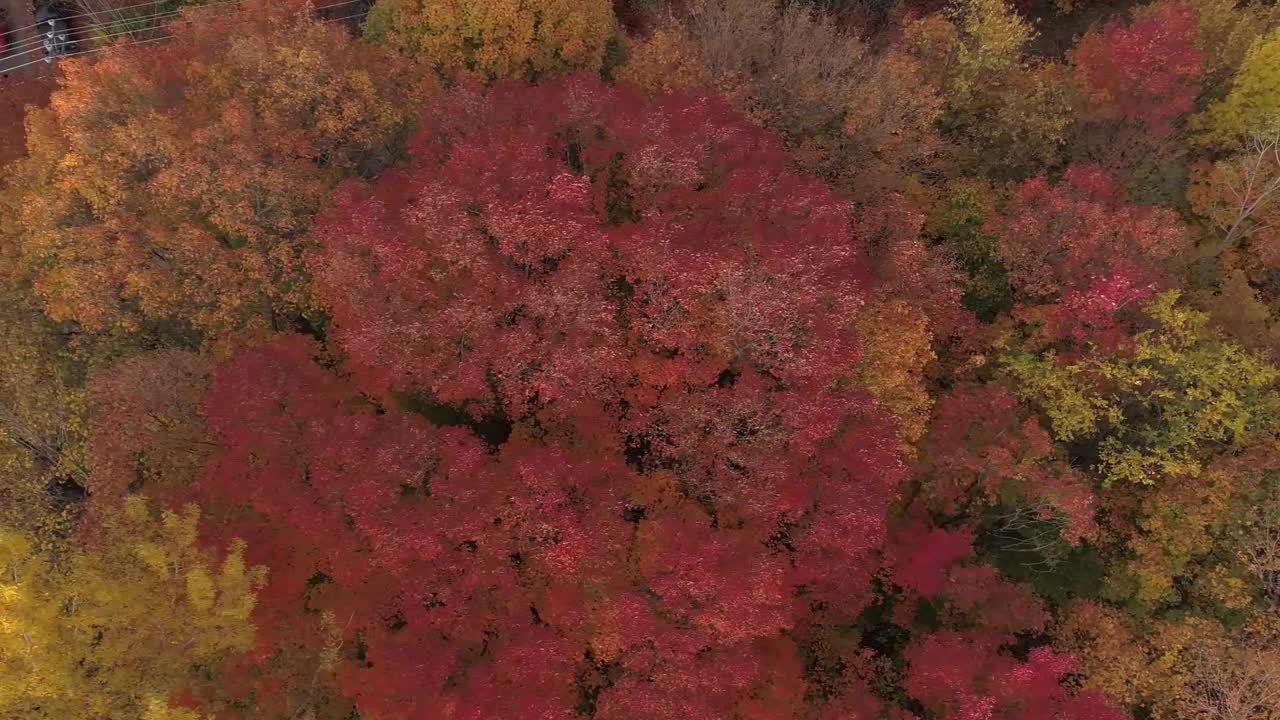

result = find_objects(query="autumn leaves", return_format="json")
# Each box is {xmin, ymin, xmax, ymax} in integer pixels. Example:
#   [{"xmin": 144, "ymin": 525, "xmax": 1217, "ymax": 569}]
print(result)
[{"xmin": 1, "ymin": 0, "xmax": 1280, "ymax": 718}]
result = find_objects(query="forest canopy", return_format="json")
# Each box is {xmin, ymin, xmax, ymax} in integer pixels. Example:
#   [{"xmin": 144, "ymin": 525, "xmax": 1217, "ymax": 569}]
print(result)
[{"xmin": 1, "ymin": 0, "xmax": 1279, "ymax": 718}]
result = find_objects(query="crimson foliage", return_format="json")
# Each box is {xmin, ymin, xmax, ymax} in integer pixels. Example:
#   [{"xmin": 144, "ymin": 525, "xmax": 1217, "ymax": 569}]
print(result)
[
  {"xmin": 985, "ymin": 165, "xmax": 1190, "ymax": 347},
  {"xmin": 204, "ymin": 78, "xmax": 913, "ymax": 718},
  {"xmin": 1072, "ymin": 2, "xmax": 1205, "ymax": 130}
]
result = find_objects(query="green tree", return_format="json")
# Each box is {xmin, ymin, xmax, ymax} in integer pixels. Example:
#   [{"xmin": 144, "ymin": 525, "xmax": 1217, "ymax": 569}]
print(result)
[{"xmin": 926, "ymin": 180, "xmax": 1013, "ymax": 321}]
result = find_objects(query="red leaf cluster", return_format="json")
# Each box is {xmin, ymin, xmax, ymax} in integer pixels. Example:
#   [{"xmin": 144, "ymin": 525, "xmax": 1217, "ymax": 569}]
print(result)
[
  {"xmin": 986, "ymin": 165, "xmax": 1189, "ymax": 309},
  {"xmin": 1072, "ymin": 1, "xmax": 1205, "ymax": 130},
  {"xmin": 195, "ymin": 78, "xmax": 916, "ymax": 718},
  {"xmin": 915, "ymin": 385, "xmax": 1098, "ymax": 545},
  {"xmin": 905, "ymin": 635, "xmax": 1124, "ymax": 720}
]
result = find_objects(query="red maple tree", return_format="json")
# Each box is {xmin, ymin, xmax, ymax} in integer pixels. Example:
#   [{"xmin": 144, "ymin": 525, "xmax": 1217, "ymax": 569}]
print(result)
[
  {"xmin": 1071, "ymin": 1, "xmax": 1205, "ymax": 131},
  {"xmin": 194, "ymin": 76, "xmax": 914, "ymax": 718},
  {"xmin": 985, "ymin": 165, "xmax": 1188, "ymax": 321}
]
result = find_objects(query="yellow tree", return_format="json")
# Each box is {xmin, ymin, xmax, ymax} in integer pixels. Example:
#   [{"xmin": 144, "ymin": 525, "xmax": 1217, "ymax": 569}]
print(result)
[
  {"xmin": 945, "ymin": 0, "xmax": 1032, "ymax": 105},
  {"xmin": 1024, "ymin": 296, "xmax": 1280, "ymax": 716},
  {"xmin": 0, "ymin": 496, "xmax": 265, "ymax": 720},
  {"xmin": 856, "ymin": 299, "xmax": 937, "ymax": 448},
  {"xmin": 1059, "ymin": 565, "xmax": 1280, "ymax": 719},
  {"xmin": 1196, "ymin": 28, "xmax": 1280, "ymax": 147},
  {"xmin": 1185, "ymin": 0, "xmax": 1279, "ymax": 95},
  {"xmin": 0, "ymin": 284, "xmax": 89, "ymax": 541},
  {"xmin": 1056, "ymin": 602, "xmax": 1228, "ymax": 718},
  {"xmin": 363, "ymin": 0, "xmax": 618, "ymax": 79},
  {"xmin": 1002, "ymin": 292, "xmax": 1280, "ymax": 608},
  {"xmin": 1003, "ymin": 291, "xmax": 1280, "ymax": 488}
]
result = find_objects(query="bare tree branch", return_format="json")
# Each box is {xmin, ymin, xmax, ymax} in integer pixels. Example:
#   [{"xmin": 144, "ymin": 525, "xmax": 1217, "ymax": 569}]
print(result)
[{"xmin": 1221, "ymin": 131, "xmax": 1280, "ymax": 250}]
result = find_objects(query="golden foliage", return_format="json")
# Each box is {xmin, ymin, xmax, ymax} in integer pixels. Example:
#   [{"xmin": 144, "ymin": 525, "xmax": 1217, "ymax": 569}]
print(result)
[
  {"xmin": 946, "ymin": 0, "xmax": 1034, "ymax": 104},
  {"xmin": 856, "ymin": 299, "xmax": 936, "ymax": 446},
  {"xmin": 1185, "ymin": 0, "xmax": 1280, "ymax": 93},
  {"xmin": 1116, "ymin": 459, "xmax": 1243, "ymax": 605},
  {"xmin": 363, "ymin": 0, "xmax": 618, "ymax": 79},
  {"xmin": 617, "ymin": 28, "xmax": 713, "ymax": 94},
  {"xmin": 1197, "ymin": 28, "xmax": 1280, "ymax": 147},
  {"xmin": 0, "ymin": 497, "xmax": 265, "ymax": 719},
  {"xmin": 0, "ymin": 287, "xmax": 88, "ymax": 539},
  {"xmin": 4, "ymin": 0, "xmax": 422, "ymax": 351},
  {"xmin": 1003, "ymin": 291, "xmax": 1280, "ymax": 487},
  {"xmin": 1057, "ymin": 602, "xmax": 1222, "ymax": 717},
  {"xmin": 903, "ymin": 0, "xmax": 1071, "ymax": 176}
]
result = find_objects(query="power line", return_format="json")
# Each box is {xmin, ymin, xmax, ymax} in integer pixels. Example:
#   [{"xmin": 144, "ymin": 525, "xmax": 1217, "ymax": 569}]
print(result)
[
  {"xmin": 312, "ymin": 0, "xmax": 372, "ymax": 13},
  {"xmin": 0, "ymin": 5, "xmax": 374, "ymax": 128},
  {"xmin": 4, "ymin": 0, "xmax": 190, "ymax": 38},
  {"xmin": 317, "ymin": 9, "xmax": 370, "ymax": 25},
  {"xmin": 1, "ymin": 7, "xmax": 189, "ymax": 57},
  {"xmin": 1, "ymin": 25, "xmax": 177, "ymax": 73},
  {"xmin": 314, "ymin": 6, "xmax": 371, "ymax": 23},
  {"xmin": 3, "ymin": 0, "xmax": 365, "ymax": 56},
  {"xmin": 0, "ymin": 0, "xmax": 370, "ymax": 74},
  {"xmin": 0, "ymin": 0, "xmax": 359, "ymax": 57},
  {"xmin": 1, "ymin": 33, "xmax": 170, "ymax": 75},
  {"xmin": 0, "ymin": 2, "xmax": 245, "ymax": 61}
]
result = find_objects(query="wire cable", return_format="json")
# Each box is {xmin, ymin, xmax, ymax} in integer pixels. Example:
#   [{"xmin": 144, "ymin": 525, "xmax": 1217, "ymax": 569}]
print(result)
[
  {"xmin": 1, "ymin": 7, "xmax": 189, "ymax": 57},
  {"xmin": 1, "ymin": 23, "xmax": 181, "ymax": 73},
  {"xmin": 3, "ymin": 0, "xmax": 190, "ymax": 38},
  {"xmin": 0, "ymin": 0, "xmax": 368, "ymax": 72},
  {"xmin": 3, "ymin": 0, "xmax": 363, "ymax": 55},
  {"xmin": 0, "ymin": 2, "xmax": 374, "ymax": 132},
  {"xmin": 0, "ymin": 31, "xmax": 170, "ymax": 74},
  {"xmin": 0, "ymin": 0, "xmax": 301, "ymax": 57}
]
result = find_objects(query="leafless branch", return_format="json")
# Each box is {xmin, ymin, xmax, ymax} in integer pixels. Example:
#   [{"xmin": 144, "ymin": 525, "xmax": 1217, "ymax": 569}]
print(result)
[
  {"xmin": 1183, "ymin": 639, "xmax": 1280, "ymax": 720},
  {"xmin": 1220, "ymin": 131, "xmax": 1280, "ymax": 250},
  {"xmin": 1241, "ymin": 494, "xmax": 1280, "ymax": 603},
  {"xmin": 992, "ymin": 503, "xmax": 1069, "ymax": 572}
]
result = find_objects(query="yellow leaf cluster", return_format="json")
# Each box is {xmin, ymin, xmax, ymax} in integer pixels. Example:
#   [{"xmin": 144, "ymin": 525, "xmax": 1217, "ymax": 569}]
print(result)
[
  {"xmin": 618, "ymin": 29, "xmax": 713, "ymax": 94},
  {"xmin": 0, "ymin": 285, "xmax": 90, "ymax": 539},
  {"xmin": 947, "ymin": 0, "xmax": 1034, "ymax": 104},
  {"xmin": 1184, "ymin": 0, "xmax": 1279, "ymax": 91},
  {"xmin": 1117, "ymin": 461, "xmax": 1241, "ymax": 605},
  {"xmin": 363, "ymin": 0, "xmax": 617, "ymax": 79},
  {"xmin": 855, "ymin": 299, "xmax": 936, "ymax": 447},
  {"xmin": 0, "ymin": 497, "xmax": 265, "ymax": 720},
  {"xmin": 1060, "ymin": 600, "xmax": 1280, "ymax": 720},
  {"xmin": 1056, "ymin": 602, "xmax": 1226, "ymax": 718},
  {"xmin": 144, "ymin": 698, "xmax": 204, "ymax": 720},
  {"xmin": 1197, "ymin": 28, "xmax": 1280, "ymax": 147},
  {"xmin": 904, "ymin": 0, "xmax": 1071, "ymax": 175},
  {"xmin": 1003, "ymin": 291, "xmax": 1280, "ymax": 487}
]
